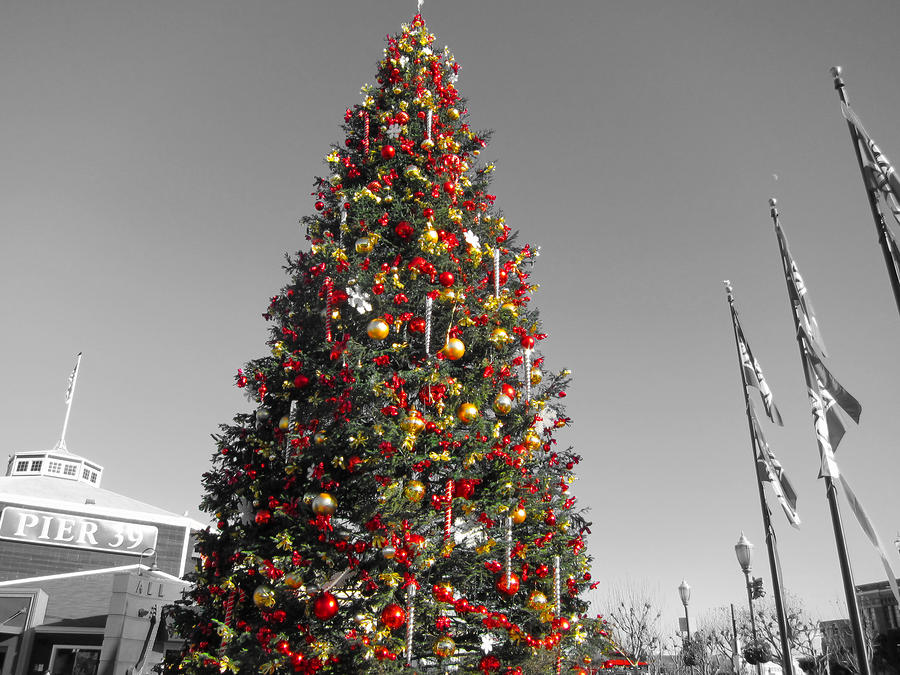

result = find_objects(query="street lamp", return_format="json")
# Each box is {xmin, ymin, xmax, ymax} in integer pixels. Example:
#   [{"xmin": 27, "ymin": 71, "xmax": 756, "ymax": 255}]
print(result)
[
  {"xmin": 678, "ymin": 580, "xmax": 693, "ymax": 674},
  {"xmin": 735, "ymin": 532, "xmax": 762, "ymax": 675},
  {"xmin": 678, "ymin": 580, "xmax": 691, "ymax": 636}
]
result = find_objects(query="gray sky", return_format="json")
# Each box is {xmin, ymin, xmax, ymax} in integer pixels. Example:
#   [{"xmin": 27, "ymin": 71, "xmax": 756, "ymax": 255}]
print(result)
[{"xmin": 3, "ymin": 0, "xmax": 900, "ymax": 630}]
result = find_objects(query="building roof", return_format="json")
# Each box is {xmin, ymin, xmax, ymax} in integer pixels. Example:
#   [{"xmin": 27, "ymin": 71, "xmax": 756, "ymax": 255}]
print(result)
[{"xmin": 0, "ymin": 475, "xmax": 204, "ymax": 529}]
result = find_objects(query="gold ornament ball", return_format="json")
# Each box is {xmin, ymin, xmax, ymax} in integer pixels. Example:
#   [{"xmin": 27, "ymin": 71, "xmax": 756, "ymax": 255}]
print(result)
[
  {"xmin": 404, "ymin": 480, "xmax": 426, "ymax": 503},
  {"xmin": 493, "ymin": 393, "xmax": 513, "ymax": 415},
  {"xmin": 528, "ymin": 590, "xmax": 548, "ymax": 610},
  {"xmin": 443, "ymin": 338, "xmax": 465, "ymax": 361},
  {"xmin": 490, "ymin": 327, "xmax": 509, "ymax": 345},
  {"xmin": 530, "ymin": 366, "xmax": 543, "ymax": 386},
  {"xmin": 400, "ymin": 410, "xmax": 426, "ymax": 435},
  {"xmin": 382, "ymin": 545, "xmax": 396, "ymax": 560},
  {"xmin": 524, "ymin": 432, "xmax": 542, "ymax": 452},
  {"xmin": 421, "ymin": 138, "xmax": 435, "ymax": 151},
  {"xmin": 311, "ymin": 492, "xmax": 337, "ymax": 516},
  {"xmin": 433, "ymin": 636, "xmax": 456, "ymax": 659},
  {"xmin": 278, "ymin": 415, "xmax": 290, "ymax": 431},
  {"xmin": 355, "ymin": 236, "xmax": 374, "ymax": 254},
  {"xmin": 447, "ymin": 107, "xmax": 460, "ymax": 120},
  {"xmin": 423, "ymin": 228, "xmax": 439, "ymax": 244},
  {"xmin": 500, "ymin": 302, "xmax": 518, "ymax": 317},
  {"xmin": 456, "ymin": 402, "xmax": 479, "ymax": 424},
  {"xmin": 367, "ymin": 318, "xmax": 390, "ymax": 340},
  {"xmin": 283, "ymin": 572, "xmax": 304, "ymax": 589},
  {"xmin": 511, "ymin": 507, "xmax": 527, "ymax": 525},
  {"xmin": 252, "ymin": 585, "xmax": 276, "ymax": 608},
  {"xmin": 313, "ymin": 431, "xmax": 328, "ymax": 446}
]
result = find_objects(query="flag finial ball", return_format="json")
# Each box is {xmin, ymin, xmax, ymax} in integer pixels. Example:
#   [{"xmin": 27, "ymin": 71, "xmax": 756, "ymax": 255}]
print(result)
[
  {"xmin": 769, "ymin": 197, "xmax": 777, "ymax": 207},
  {"xmin": 830, "ymin": 66, "xmax": 842, "ymax": 78}
]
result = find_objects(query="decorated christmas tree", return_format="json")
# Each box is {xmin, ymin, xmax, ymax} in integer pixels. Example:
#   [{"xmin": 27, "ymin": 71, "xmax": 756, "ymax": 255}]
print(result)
[{"xmin": 170, "ymin": 13, "xmax": 594, "ymax": 675}]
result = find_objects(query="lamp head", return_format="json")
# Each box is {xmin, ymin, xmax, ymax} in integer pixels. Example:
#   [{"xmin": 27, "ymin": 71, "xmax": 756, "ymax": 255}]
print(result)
[
  {"xmin": 678, "ymin": 579, "xmax": 691, "ymax": 606},
  {"xmin": 735, "ymin": 532, "xmax": 753, "ymax": 573}
]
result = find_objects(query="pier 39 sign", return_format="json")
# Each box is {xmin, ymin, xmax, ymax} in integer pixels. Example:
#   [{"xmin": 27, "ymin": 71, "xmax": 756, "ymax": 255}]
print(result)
[{"xmin": 0, "ymin": 506, "xmax": 158, "ymax": 555}]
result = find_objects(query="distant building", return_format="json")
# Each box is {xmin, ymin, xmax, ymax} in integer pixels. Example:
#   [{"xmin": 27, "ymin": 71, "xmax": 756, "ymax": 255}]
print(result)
[
  {"xmin": 856, "ymin": 579, "xmax": 900, "ymax": 637},
  {"xmin": 0, "ymin": 445, "xmax": 202, "ymax": 675}
]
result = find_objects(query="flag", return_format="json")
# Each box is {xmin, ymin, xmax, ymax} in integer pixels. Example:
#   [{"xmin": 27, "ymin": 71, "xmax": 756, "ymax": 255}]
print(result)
[
  {"xmin": 838, "ymin": 472, "xmax": 900, "ymax": 608},
  {"xmin": 805, "ymin": 342, "xmax": 862, "ymax": 424},
  {"xmin": 733, "ymin": 306, "xmax": 784, "ymax": 425},
  {"xmin": 808, "ymin": 385, "xmax": 841, "ymax": 479},
  {"xmin": 65, "ymin": 352, "xmax": 82, "ymax": 404},
  {"xmin": 750, "ymin": 404, "xmax": 801, "ymax": 527},
  {"xmin": 842, "ymin": 102, "xmax": 900, "ymax": 224},
  {"xmin": 775, "ymin": 223, "xmax": 827, "ymax": 356}
]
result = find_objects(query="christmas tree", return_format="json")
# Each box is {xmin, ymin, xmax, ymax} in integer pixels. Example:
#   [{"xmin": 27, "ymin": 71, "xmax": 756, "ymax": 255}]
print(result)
[{"xmin": 171, "ymin": 13, "xmax": 594, "ymax": 675}]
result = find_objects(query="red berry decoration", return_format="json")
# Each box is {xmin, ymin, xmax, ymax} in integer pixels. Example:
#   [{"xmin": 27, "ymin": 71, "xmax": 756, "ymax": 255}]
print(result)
[
  {"xmin": 423, "ymin": 207, "xmax": 434, "ymax": 219},
  {"xmin": 254, "ymin": 509, "xmax": 271, "ymax": 525},
  {"xmin": 380, "ymin": 603, "xmax": 406, "ymax": 629},
  {"xmin": 314, "ymin": 201, "xmax": 325, "ymax": 211},
  {"xmin": 438, "ymin": 271, "xmax": 455, "ymax": 287},
  {"xmin": 496, "ymin": 573, "xmax": 520, "ymax": 596},
  {"xmin": 535, "ymin": 564, "xmax": 549, "ymax": 578},
  {"xmin": 520, "ymin": 335, "xmax": 536, "ymax": 349},
  {"xmin": 381, "ymin": 145, "xmax": 396, "ymax": 159},
  {"xmin": 312, "ymin": 592, "xmax": 339, "ymax": 620}
]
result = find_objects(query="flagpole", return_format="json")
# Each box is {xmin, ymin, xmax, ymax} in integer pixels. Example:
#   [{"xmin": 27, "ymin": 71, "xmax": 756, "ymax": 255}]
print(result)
[
  {"xmin": 769, "ymin": 199, "xmax": 870, "ymax": 675},
  {"xmin": 725, "ymin": 282, "xmax": 794, "ymax": 675},
  {"xmin": 830, "ymin": 66, "xmax": 900, "ymax": 321},
  {"xmin": 57, "ymin": 352, "xmax": 82, "ymax": 452}
]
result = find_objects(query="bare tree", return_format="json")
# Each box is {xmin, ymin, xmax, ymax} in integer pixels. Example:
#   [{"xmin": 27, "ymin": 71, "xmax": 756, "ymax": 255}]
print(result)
[
  {"xmin": 600, "ymin": 581, "xmax": 664, "ymax": 668},
  {"xmin": 744, "ymin": 592, "xmax": 825, "ymax": 673},
  {"xmin": 697, "ymin": 606, "xmax": 741, "ymax": 673},
  {"xmin": 821, "ymin": 619, "xmax": 876, "ymax": 675}
]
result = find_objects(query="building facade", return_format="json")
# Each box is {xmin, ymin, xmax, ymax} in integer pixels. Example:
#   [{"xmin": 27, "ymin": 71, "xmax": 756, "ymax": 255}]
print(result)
[{"xmin": 0, "ymin": 446, "xmax": 201, "ymax": 675}]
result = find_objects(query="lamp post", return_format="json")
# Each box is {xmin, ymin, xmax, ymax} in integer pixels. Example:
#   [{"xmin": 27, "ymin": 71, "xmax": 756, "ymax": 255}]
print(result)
[
  {"xmin": 735, "ymin": 533, "xmax": 762, "ymax": 675},
  {"xmin": 138, "ymin": 547, "xmax": 158, "ymax": 574},
  {"xmin": 679, "ymin": 580, "xmax": 693, "ymax": 674}
]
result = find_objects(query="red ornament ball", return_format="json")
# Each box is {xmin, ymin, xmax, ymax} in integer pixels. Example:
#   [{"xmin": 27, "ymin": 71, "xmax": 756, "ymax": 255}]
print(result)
[
  {"xmin": 423, "ymin": 207, "xmax": 434, "ymax": 219},
  {"xmin": 535, "ymin": 564, "xmax": 549, "ymax": 578},
  {"xmin": 409, "ymin": 317, "xmax": 426, "ymax": 333},
  {"xmin": 293, "ymin": 374, "xmax": 310, "ymax": 389},
  {"xmin": 312, "ymin": 592, "xmax": 339, "ymax": 620},
  {"xmin": 290, "ymin": 653, "xmax": 305, "ymax": 668},
  {"xmin": 381, "ymin": 145, "xmax": 396, "ymax": 159},
  {"xmin": 314, "ymin": 201, "xmax": 325, "ymax": 211},
  {"xmin": 438, "ymin": 271, "xmax": 455, "ymax": 287},
  {"xmin": 520, "ymin": 335, "xmax": 536, "ymax": 349},
  {"xmin": 501, "ymin": 383, "xmax": 517, "ymax": 400},
  {"xmin": 395, "ymin": 221, "xmax": 414, "ymax": 239},
  {"xmin": 254, "ymin": 509, "xmax": 271, "ymax": 525},
  {"xmin": 496, "ymin": 573, "xmax": 520, "ymax": 596},
  {"xmin": 380, "ymin": 603, "xmax": 406, "ymax": 629},
  {"xmin": 443, "ymin": 181, "xmax": 455, "ymax": 194},
  {"xmin": 395, "ymin": 111, "xmax": 410, "ymax": 125}
]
